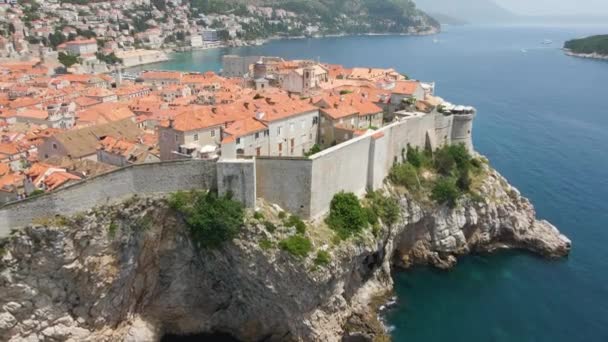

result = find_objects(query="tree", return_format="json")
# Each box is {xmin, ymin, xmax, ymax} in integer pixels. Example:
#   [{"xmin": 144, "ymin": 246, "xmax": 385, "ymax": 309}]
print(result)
[
  {"xmin": 169, "ymin": 191, "xmax": 244, "ymax": 249},
  {"xmin": 48, "ymin": 32, "xmax": 66, "ymax": 48},
  {"xmin": 431, "ymin": 178, "xmax": 460, "ymax": 207},
  {"xmin": 325, "ymin": 192, "xmax": 369, "ymax": 239},
  {"xmin": 58, "ymin": 52, "xmax": 79, "ymax": 68}
]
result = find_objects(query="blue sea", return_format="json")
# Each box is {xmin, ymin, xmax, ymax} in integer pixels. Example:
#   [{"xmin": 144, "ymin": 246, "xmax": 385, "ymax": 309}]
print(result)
[{"xmin": 144, "ymin": 25, "xmax": 608, "ymax": 341}]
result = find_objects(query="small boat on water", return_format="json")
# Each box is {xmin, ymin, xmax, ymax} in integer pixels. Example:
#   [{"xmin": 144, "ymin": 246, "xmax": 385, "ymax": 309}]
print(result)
[
  {"xmin": 542, "ymin": 39, "xmax": 553, "ymax": 45},
  {"xmin": 521, "ymin": 48, "xmax": 528, "ymax": 53}
]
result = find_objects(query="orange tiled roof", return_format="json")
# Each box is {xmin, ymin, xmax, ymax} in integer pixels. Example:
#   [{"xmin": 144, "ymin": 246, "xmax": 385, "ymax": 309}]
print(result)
[
  {"xmin": 392, "ymin": 81, "xmax": 420, "ymax": 95},
  {"xmin": 320, "ymin": 104, "xmax": 359, "ymax": 120},
  {"xmin": 224, "ymin": 117, "xmax": 267, "ymax": 138},
  {"xmin": 0, "ymin": 162, "xmax": 9, "ymax": 176},
  {"xmin": 77, "ymin": 103, "xmax": 135, "ymax": 125},
  {"xmin": 0, "ymin": 142, "xmax": 21, "ymax": 156},
  {"xmin": 44, "ymin": 171, "xmax": 81, "ymax": 191},
  {"xmin": 15, "ymin": 108, "xmax": 48, "ymax": 120}
]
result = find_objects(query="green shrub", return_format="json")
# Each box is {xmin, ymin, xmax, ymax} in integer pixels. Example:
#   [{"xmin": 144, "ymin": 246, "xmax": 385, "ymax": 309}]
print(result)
[
  {"xmin": 314, "ymin": 250, "xmax": 331, "ymax": 267},
  {"xmin": 406, "ymin": 145, "xmax": 427, "ymax": 168},
  {"xmin": 389, "ymin": 163, "xmax": 420, "ymax": 189},
  {"xmin": 108, "ymin": 221, "xmax": 118, "ymax": 238},
  {"xmin": 263, "ymin": 220, "xmax": 276, "ymax": 233},
  {"xmin": 431, "ymin": 178, "xmax": 461, "ymax": 207},
  {"xmin": 371, "ymin": 223, "xmax": 381, "ymax": 237},
  {"xmin": 365, "ymin": 190, "xmax": 400, "ymax": 226},
  {"xmin": 169, "ymin": 190, "xmax": 244, "ymax": 249},
  {"xmin": 278, "ymin": 211, "xmax": 286, "ymax": 219},
  {"xmin": 285, "ymin": 215, "xmax": 306, "ymax": 234},
  {"xmin": 326, "ymin": 192, "xmax": 368, "ymax": 239},
  {"xmin": 434, "ymin": 144, "xmax": 472, "ymax": 176},
  {"xmin": 470, "ymin": 157, "xmax": 482, "ymax": 169},
  {"xmin": 253, "ymin": 211, "xmax": 264, "ymax": 220},
  {"xmin": 449, "ymin": 144, "xmax": 471, "ymax": 170},
  {"xmin": 364, "ymin": 207, "xmax": 378, "ymax": 225},
  {"xmin": 259, "ymin": 238, "xmax": 273, "ymax": 250},
  {"xmin": 29, "ymin": 189, "xmax": 45, "ymax": 197},
  {"xmin": 304, "ymin": 144, "xmax": 322, "ymax": 157},
  {"xmin": 279, "ymin": 235, "xmax": 312, "ymax": 258},
  {"xmin": 456, "ymin": 169, "xmax": 471, "ymax": 192},
  {"xmin": 434, "ymin": 147, "xmax": 456, "ymax": 176}
]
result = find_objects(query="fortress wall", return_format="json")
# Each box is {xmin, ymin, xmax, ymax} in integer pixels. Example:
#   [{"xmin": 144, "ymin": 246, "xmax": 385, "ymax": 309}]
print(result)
[
  {"xmin": 385, "ymin": 114, "xmax": 435, "ymax": 164},
  {"xmin": 217, "ymin": 159, "xmax": 256, "ymax": 209},
  {"xmin": 309, "ymin": 134, "xmax": 373, "ymax": 218},
  {"xmin": 451, "ymin": 113, "xmax": 475, "ymax": 152},
  {"xmin": 0, "ymin": 113, "xmax": 476, "ymax": 233},
  {"xmin": 256, "ymin": 157, "xmax": 313, "ymax": 218},
  {"xmin": 434, "ymin": 112, "xmax": 454, "ymax": 148},
  {"xmin": 368, "ymin": 132, "xmax": 391, "ymax": 191},
  {"xmin": 0, "ymin": 160, "xmax": 217, "ymax": 237}
]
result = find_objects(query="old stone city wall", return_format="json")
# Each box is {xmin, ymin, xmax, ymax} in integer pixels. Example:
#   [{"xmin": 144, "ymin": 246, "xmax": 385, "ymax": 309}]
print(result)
[{"xmin": 0, "ymin": 112, "xmax": 473, "ymax": 235}]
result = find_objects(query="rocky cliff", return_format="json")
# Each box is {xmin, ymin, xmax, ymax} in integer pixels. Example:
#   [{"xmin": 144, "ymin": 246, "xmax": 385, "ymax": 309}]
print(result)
[{"xmin": 0, "ymin": 165, "xmax": 570, "ymax": 342}]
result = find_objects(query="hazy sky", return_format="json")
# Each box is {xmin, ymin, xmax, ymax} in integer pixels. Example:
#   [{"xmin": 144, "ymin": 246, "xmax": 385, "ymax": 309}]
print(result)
[{"xmin": 495, "ymin": 0, "xmax": 608, "ymax": 16}]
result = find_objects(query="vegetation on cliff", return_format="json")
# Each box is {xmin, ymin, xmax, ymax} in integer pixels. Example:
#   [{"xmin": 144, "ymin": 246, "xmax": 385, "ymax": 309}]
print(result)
[
  {"xmin": 389, "ymin": 144, "xmax": 485, "ymax": 207},
  {"xmin": 168, "ymin": 190, "xmax": 244, "ymax": 249},
  {"xmin": 325, "ymin": 190, "xmax": 400, "ymax": 240},
  {"xmin": 564, "ymin": 35, "xmax": 608, "ymax": 55}
]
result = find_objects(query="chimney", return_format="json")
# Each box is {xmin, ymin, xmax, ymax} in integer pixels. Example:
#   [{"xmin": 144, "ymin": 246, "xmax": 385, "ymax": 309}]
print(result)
[{"xmin": 244, "ymin": 102, "xmax": 249, "ymax": 109}]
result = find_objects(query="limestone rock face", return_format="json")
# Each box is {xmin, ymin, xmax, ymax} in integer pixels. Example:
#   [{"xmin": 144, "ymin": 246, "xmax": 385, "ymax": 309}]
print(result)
[
  {"xmin": 393, "ymin": 168, "xmax": 571, "ymax": 269},
  {"xmin": 0, "ymin": 167, "xmax": 570, "ymax": 342}
]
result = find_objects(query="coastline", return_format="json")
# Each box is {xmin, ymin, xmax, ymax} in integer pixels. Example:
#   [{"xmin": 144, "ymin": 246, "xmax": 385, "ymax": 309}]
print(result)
[
  {"xmin": 563, "ymin": 48, "xmax": 608, "ymax": 61},
  {"xmin": 167, "ymin": 26, "xmax": 441, "ymax": 53}
]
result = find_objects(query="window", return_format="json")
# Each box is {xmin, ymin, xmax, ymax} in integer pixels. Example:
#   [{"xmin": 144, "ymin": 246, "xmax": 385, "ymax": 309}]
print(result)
[
  {"xmin": 277, "ymin": 126, "xmax": 282, "ymax": 135},
  {"xmin": 351, "ymin": 118, "xmax": 355, "ymax": 126},
  {"xmin": 175, "ymin": 134, "xmax": 178, "ymax": 142},
  {"xmin": 193, "ymin": 133, "xmax": 199, "ymax": 141},
  {"xmin": 313, "ymin": 117, "xmax": 319, "ymax": 125},
  {"xmin": 236, "ymin": 137, "xmax": 241, "ymax": 144},
  {"xmin": 264, "ymin": 129, "xmax": 269, "ymax": 137},
  {"xmin": 255, "ymin": 132, "xmax": 259, "ymax": 139},
  {"xmin": 52, "ymin": 143, "xmax": 57, "ymax": 149},
  {"xmin": 210, "ymin": 129, "xmax": 215, "ymax": 137}
]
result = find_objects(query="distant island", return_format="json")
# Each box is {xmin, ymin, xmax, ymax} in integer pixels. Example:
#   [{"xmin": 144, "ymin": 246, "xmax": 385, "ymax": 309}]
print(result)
[{"xmin": 564, "ymin": 35, "xmax": 608, "ymax": 60}]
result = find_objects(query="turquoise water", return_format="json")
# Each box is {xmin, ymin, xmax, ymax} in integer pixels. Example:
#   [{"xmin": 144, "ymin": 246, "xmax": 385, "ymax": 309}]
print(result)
[{"xmin": 145, "ymin": 25, "xmax": 608, "ymax": 341}]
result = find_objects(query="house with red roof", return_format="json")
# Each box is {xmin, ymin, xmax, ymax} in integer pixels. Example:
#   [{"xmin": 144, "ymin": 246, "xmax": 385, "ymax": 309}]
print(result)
[{"xmin": 57, "ymin": 38, "xmax": 98, "ymax": 56}]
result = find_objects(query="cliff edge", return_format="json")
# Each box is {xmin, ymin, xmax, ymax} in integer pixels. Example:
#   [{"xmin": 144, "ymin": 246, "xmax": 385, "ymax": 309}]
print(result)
[{"xmin": 0, "ymin": 163, "xmax": 570, "ymax": 342}]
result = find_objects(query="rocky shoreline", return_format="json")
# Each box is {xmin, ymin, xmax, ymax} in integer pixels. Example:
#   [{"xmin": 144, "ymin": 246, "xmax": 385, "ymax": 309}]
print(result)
[
  {"xmin": 0, "ymin": 163, "xmax": 569, "ymax": 342},
  {"xmin": 564, "ymin": 49, "xmax": 608, "ymax": 61}
]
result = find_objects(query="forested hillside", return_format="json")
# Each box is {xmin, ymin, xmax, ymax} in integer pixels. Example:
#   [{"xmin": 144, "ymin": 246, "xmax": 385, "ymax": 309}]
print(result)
[
  {"xmin": 189, "ymin": 0, "xmax": 439, "ymax": 35},
  {"xmin": 564, "ymin": 35, "xmax": 608, "ymax": 55}
]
